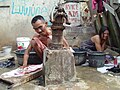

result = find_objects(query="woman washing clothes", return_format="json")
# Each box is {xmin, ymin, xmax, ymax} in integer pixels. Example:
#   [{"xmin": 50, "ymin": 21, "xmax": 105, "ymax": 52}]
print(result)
[
  {"xmin": 80, "ymin": 26, "xmax": 109, "ymax": 52},
  {"xmin": 79, "ymin": 26, "xmax": 119, "ymax": 65}
]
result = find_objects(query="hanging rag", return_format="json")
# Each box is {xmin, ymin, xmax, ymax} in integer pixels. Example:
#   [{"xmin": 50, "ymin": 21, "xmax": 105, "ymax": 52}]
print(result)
[
  {"xmin": 92, "ymin": 0, "xmax": 97, "ymax": 10},
  {"xmin": 92, "ymin": 0, "xmax": 107, "ymax": 13}
]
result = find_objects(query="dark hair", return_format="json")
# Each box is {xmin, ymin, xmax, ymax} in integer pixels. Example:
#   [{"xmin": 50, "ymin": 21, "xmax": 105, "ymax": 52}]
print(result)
[
  {"xmin": 99, "ymin": 26, "xmax": 109, "ymax": 39},
  {"xmin": 31, "ymin": 15, "xmax": 45, "ymax": 24}
]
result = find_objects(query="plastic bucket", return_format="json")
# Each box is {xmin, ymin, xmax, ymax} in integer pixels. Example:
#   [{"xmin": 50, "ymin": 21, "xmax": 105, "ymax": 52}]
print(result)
[
  {"xmin": 16, "ymin": 37, "xmax": 31, "ymax": 50},
  {"xmin": 15, "ymin": 49, "xmax": 42, "ymax": 65},
  {"xmin": 2, "ymin": 46, "xmax": 12, "ymax": 55},
  {"xmin": 72, "ymin": 47, "xmax": 87, "ymax": 65},
  {"xmin": 88, "ymin": 51, "xmax": 105, "ymax": 67}
]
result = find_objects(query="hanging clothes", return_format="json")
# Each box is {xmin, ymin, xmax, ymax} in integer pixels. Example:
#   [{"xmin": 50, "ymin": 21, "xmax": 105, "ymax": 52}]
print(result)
[
  {"xmin": 92, "ymin": 0, "xmax": 97, "ymax": 10},
  {"xmin": 92, "ymin": 0, "xmax": 107, "ymax": 13}
]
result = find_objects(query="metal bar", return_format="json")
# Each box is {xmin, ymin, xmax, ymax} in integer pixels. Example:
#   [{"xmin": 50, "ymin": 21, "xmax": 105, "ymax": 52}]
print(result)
[{"xmin": 0, "ymin": 6, "xmax": 10, "ymax": 8}]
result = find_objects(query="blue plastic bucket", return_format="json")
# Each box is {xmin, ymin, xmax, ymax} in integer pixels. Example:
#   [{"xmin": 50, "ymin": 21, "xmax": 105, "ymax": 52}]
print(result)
[
  {"xmin": 72, "ymin": 47, "xmax": 87, "ymax": 65},
  {"xmin": 15, "ymin": 49, "xmax": 42, "ymax": 65},
  {"xmin": 88, "ymin": 51, "xmax": 105, "ymax": 67}
]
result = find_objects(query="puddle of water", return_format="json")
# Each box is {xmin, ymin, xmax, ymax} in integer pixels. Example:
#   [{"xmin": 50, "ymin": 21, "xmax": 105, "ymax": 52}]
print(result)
[
  {"xmin": 0, "ymin": 82, "xmax": 8, "ymax": 90},
  {"xmin": 0, "ymin": 57, "xmax": 20, "ymax": 90}
]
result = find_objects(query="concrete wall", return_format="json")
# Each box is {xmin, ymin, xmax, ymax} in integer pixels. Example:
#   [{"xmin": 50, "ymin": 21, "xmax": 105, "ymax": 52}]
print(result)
[
  {"xmin": 0, "ymin": 0, "xmax": 95, "ymax": 50},
  {"xmin": 0, "ymin": 0, "xmax": 62, "ymax": 50},
  {"xmin": 64, "ymin": 26, "xmax": 95, "ymax": 47}
]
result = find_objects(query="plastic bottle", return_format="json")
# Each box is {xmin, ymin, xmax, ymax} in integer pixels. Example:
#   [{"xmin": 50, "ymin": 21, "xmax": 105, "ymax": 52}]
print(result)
[{"xmin": 114, "ymin": 56, "xmax": 118, "ymax": 67}]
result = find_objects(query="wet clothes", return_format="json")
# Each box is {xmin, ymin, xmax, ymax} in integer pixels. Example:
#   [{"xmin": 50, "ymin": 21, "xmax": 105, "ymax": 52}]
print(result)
[
  {"xmin": 0, "ymin": 64, "xmax": 43, "ymax": 78},
  {"xmin": 80, "ymin": 39, "xmax": 97, "ymax": 51},
  {"xmin": 0, "ymin": 60, "xmax": 15, "ymax": 68},
  {"xmin": 92, "ymin": 0, "xmax": 107, "ymax": 13}
]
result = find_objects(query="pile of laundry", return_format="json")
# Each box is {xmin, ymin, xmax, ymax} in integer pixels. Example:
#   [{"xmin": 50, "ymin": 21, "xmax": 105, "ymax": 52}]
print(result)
[
  {"xmin": 0, "ymin": 64, "xmax": 43, "ymax": 78},
  {"xmin": 0, "ymin": 59, "xmax": 15, "ymax": 68}
]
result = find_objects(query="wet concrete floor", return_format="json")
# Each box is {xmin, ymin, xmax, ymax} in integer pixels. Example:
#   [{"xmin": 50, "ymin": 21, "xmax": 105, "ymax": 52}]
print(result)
[
  {"xmin": 1, "ymin": 62, "xmax": 120, "ymax": 90},
  {"xmin": 76, "ymin": 66, "xmax": 120, "ymax": 90},
  {"xmin": 0, "ymin": 54, "xmax": 120, "ymax": 90}
]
